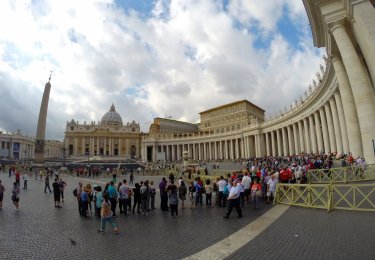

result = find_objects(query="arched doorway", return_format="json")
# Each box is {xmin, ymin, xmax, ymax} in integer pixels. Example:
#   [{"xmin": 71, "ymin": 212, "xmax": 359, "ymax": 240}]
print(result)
[{"xmin": 69, "ymin": 145, "xmax": 74, "ymax": 156}]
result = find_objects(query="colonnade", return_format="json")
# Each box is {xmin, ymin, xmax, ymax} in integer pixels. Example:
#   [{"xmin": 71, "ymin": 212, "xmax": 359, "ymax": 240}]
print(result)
[{"xmin": 264, "ymin": 91, "xmax": 349, "ymax": 156}]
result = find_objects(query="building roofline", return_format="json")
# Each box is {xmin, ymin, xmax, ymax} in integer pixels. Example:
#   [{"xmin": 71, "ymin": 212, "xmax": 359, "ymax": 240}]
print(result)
[{"xmin": 199, "ymin": 99, "xmax": 265, "ymax": 114}]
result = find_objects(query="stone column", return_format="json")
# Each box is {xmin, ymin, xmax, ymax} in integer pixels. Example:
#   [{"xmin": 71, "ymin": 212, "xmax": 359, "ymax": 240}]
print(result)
[
  {"xmin": 308, "ymin": 115, "xmax": 318, "ymax": 154},
  {"xmin": 298, "ymin": 121, "xmax": 305, "ymax": 153},
  {"xmin": 292, "ymin": 124, "xmax": 299, "ymax": 154},
  {"xmin": 271, "ymin": 131, "xmax": 276, "ymax": 156},
  {"xmin": 319, "ymin": 108, "xmax": 330, "ymax": 153},
  {"xmin": 276, "ymin": 129, "xmax": 282, "ymax": 156},
  {"xmin": 329, "ymin": 98, "xmax": 343, "ymax": 154},
  {"xmin": 331, "ymin": 21, "xmax": 375, "ymax": 162},
  {"xmin": 287, "ymin": 126, "xmax": 294, "ymax": 155},
  {"xmin": 171, "ymin": 145, "xmax": 175, "ymax": 161},
  {"xmin": 265, "ymin": 133, "xmax": 270, "ymax": 156},
  {"xmin": 152, "ymin": 143, "xmax": 156, "ymax": 162},
  {"xmin": 229, "ymin": 139, "xmax": 233, "ymax": 159},
  {"xmin": 219, "ymin": 141, "xmax": 223, "ymax": 160},
  {"xmin": 324, "ymin": 103, "xmax": 336, "ymax": 153},
  {"xmin": 281, "ymin": 127, "xmax": 288, "ymax": 156},
  {"xmin": 303, "ymin": 119, "xmax": 311, "ymax": 153},
  {"xmin": 314, "ymin": 112, "xmax": 323, "ymax": 154},
  {"xmin": 82, "ymin": 138, "xmax": 85, "ymax": 156},
  {"xmin": 334, "ymin": 92, "xmax": 350, "ymax": 153},
  {"xmin": 331, "ymin": 56, "xmax": 363, "ymax": 157},
  {"xmin": 104, "ymin": 138, "xmax": 107, "ymax": 156}
]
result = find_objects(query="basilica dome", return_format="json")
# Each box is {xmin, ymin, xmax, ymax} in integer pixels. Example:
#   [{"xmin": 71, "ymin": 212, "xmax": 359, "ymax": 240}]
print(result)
[{"xmin": 101, "ymin": 104, "xmax": 123, "ymax": 126}]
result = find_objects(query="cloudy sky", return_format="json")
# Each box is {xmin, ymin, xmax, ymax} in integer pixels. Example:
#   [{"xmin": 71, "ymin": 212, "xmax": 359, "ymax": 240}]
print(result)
[{"xmin": 0, "ymin": 0, "xmax": 325, "ymax": 141}]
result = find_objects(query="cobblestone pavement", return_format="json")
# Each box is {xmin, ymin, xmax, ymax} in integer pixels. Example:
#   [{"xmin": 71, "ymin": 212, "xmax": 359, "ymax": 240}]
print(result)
[
  {"xmin": 226, "ymin": 206, "xmax": 375, "ymax": 260},
  {"xmin": 1, "ymin": 171, "xmax": 374, "ymax": 260},
  {"xmin": 0, "ymin": 172, "xmax": 271, "ymax": 260}
]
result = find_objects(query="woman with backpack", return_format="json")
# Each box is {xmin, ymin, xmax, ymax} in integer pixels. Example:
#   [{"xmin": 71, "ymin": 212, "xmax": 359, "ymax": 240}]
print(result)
[{"xmin": 98, "ymin": 194, "xmax": 119, "ymax": 234}]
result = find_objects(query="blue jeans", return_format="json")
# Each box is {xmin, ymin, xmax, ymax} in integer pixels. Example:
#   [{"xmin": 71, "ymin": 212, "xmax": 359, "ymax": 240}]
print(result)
[{"xmin": 101, "ymin": 217, "xmax": 117, "ymax": 231}]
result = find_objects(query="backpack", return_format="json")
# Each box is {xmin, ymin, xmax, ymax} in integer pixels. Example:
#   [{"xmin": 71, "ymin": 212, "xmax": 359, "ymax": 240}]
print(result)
[
  {"xmin": 141, "ymin": 188, "xmax": 148, "ymax": 200},
  {"xmin": 223, "ymin": 185, "xmax": 229, "ymax": 196},
  {"xmin": 73, "ymin": 188, "xmax": 77, "ymax": 197}
]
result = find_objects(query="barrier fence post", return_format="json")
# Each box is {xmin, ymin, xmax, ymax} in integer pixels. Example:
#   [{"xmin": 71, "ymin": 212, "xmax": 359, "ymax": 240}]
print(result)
[{"xmin": 327, "ymin": 183, "xmax": 334, "ymax": 212}]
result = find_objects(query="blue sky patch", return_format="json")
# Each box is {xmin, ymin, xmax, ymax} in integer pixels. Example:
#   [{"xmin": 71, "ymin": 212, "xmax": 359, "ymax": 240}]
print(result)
[{"xmin": 115, "ymin": 0, "xmax": 155, "ymax": 17}]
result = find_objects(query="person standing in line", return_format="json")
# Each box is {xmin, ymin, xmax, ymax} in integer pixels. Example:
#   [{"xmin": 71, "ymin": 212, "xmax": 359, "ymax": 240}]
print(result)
[
  {"xmin": 80, "ymin": 186, "xmax": 89, "ymax": 218},
  {"xmin": 159, "ymin": 177, "xmax": 168, "ymax": 211},
  {"xmin": 188, "ymin": 181, "xmax": 196, "ymax": 210},
  {"xmin": 94, "ymin": 186, "xmax": 103, "ymax": 219},
  {"xmin": 11, "ymin": 182, "xmax": 20, "ymax": 210},
  {"xmin": 98, "ymin": 194, "xmax": 119, "ymax": 234},
  {"xmin": 132, "ymin": 183, "xmax": 141, "ymax": 214},
  {"xmin": 217, "ymin": 176, "xmax": 227, "ymax": 207},
  {"xmin": 129, "ymin": 172, "xmax": 134, "ymax": 185},
  {"xmin": 140, "ymin": 180, "xmax": 150, "ymax": 216},
  {"xmin": 59, "ymin": 177, "xmax": 67, "ymax": 203},
  {"xmin": 52, "ymin": 178, "xmax": 62, "ymax": 208},
  {"xmin": 266, "ymin": 174, "xmax": 277, "ymax": 204},
  {"xmin": 223, "ymin": 180, "xmax": 242, "ymax": 219},
  {"xmin": 119, "ymin": 180, "xmax": 129, "ymax": 215},
  {"xmin": 178, "ymin": 181, "xmax": 187, "ymax": 209},
  {"xmin": 242, "ymin": 172, "xmax": 251, "ymax": 204},
  {"xmin": 107, "ymin": 181, "xmax": 118, "ymax": 217},
  {"xmin": 0, "ymin": 180, "xmax": 5, "ymax": 210},
  {"xmin": 23, "ymin": 172, "xmax": 28, "ymax": 189},
  {"xmin": 44, "ymin": 174, "xmax": 52, "ymax": 193},
  {"xmin": 168, "ymin": 180, "xmax": 179, "ymax": 217},
  {"xmin": 205, "ymin": 179, "xmax": 212, "ymax": 208},
  {"xmin": 75, "ymin": 182, "xmax": 83, "ymax": 216},
  {"xmin": 149, "ymin": 180, "xmax": 156, "ymax": 210}
]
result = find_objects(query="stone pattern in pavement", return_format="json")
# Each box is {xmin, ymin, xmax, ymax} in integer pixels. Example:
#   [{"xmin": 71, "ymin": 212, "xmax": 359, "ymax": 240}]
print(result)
[
  {"xmin": 226, "ymin": 206, "xmax": 375, "ymax": 260},
  {"xmin": 0, "ymin": 172, "xmax": 271, "ymax": 260}
]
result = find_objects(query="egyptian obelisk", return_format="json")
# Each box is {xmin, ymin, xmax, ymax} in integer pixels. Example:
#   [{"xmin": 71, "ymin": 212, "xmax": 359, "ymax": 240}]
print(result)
[{"xmin": 34, "ymin": 74, "xmax": 52, "ymax": 164}]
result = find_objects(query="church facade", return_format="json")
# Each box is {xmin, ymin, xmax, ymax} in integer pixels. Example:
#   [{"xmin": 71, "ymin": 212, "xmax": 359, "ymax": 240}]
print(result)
[{"xmin": 64, "ymin": 104, "xmax": 142, "ymax": 159}]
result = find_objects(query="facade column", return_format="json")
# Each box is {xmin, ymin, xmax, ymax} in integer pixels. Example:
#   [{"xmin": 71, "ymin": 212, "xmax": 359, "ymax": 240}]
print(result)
[
  {"xmin": 235, "ymin": 138, "xmax": 239, "ymax": 159},
  {"xmin": 292, "ymin": 124, "xmax": 299, "ymax": 154},
  {"xmin": 325, "ymin": 103, "xmax": 336, "ymax": 153},
  {"xmin": 219, "ymin": 141, "xmax": 223, "ymax": 160},
  {"xmin": 240, "ymin": 137, "xmax": 246, "ymax": 158},
  {"xmin": 265, "ymin": 133, "xmax": 270, "ymax": 156},
  {"xmin": 281, "ymin": 127, "xmax": 288, "ymax": 156},
  {"xmin": 334, "ymin": 92, "xmax": 350, "ymax": 153},
  {"xmin": 329, "ymin": 98, "xmax": 343, "ymax": 154},
  {"xmin": 172, "ymin": 145, "xmax": 175, "ymax": 161},
  {"xmin": 152, "ymin": 143, "xmax": 156, "ymax": 162},
  {"xmin": 287, "ymin": 126, "xmax": 294, "ymax": 155},
  {"xmin": 298, "ymin": 121, "xmax": 305, "ymax": 153},
  {"xmin": 319, "ymin": 108, "xmax": 330, "ymax": 153},
  {"xmin": 271, "ymin": 131, "xmax": 276, "ymax": 156},
  {"xmin": 230, "ymin": 139, "xmax": 234, "ymax": 159},
  {"xmin": 308, "ymin": 115, "xmax": 318, "ymax": 154},
  {"xmin": 203, "ymin": 142, "xmax": 207, "ymax": 161},
  {"xmin": 303, "ymin": 118, "xmax": 311, "ymax": 153},
  {"xmin": 314, "ymin": 112, "xmax": 323, "ymax": 154},
  {"xmin": 331, "ymin": 21, "xmax": 375, "ymax": 162},
  {"xmin": 276, "ymin": 129, "xmax": 282, "ymax": 156}
]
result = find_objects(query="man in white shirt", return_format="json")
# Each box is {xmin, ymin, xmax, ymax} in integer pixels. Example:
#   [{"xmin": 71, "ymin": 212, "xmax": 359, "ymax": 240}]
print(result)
[
  {"xmin": 216, "ymin": 176, "xmax": 227, "ymax": 207},
  {"xmin": 223, "ymin": 181, "xmax": 242, "ymax": 219},
  {"xmin": 267, "ymin": 175, "xmax": 277, "ymax": 204},
  {"xmin": 242, "ymin": 173, "xmax": 251, "ymax": 204}
]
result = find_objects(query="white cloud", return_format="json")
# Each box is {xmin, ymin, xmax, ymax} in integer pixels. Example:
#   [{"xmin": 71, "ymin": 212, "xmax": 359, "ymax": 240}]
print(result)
[{"xmin": 0, "ymin": 0, "xmax": 324, "ymax": 140}]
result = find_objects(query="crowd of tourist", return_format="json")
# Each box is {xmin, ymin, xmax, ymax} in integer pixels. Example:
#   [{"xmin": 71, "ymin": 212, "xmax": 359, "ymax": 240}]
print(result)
[{"xmin": 0, "ymin": 152, "xmax": 369, "ymax": 234}]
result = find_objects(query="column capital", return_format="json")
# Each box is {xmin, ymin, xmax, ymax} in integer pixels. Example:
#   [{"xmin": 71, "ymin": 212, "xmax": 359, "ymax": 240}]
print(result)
[
  {"xmin": 330, "ymin": 53, "xmax": 341, "ymax": 64},
  {"xmin": 328, "ymin": 19, "xmax": 346, "ymax": 34}
]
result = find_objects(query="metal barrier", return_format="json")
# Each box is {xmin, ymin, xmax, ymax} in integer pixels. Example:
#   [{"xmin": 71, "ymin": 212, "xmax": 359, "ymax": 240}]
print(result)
[
  {"xmin": 274, "ymin": 183, "xmax": 375, "ymax": 212},
  {"xmin": 307, "ymin": 165, "xmax": 375, "ymax": 184}
]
